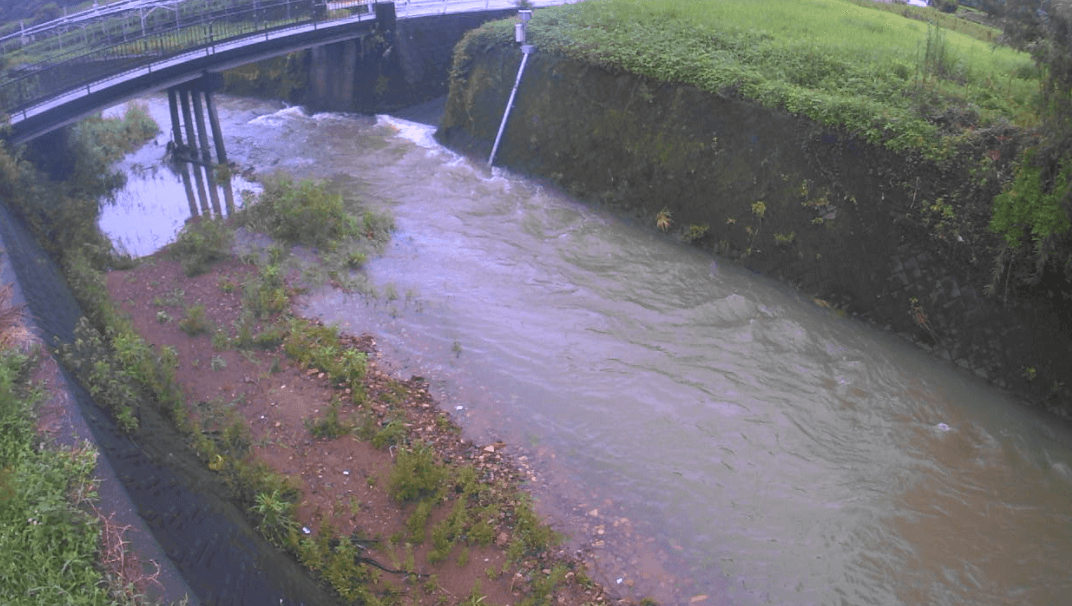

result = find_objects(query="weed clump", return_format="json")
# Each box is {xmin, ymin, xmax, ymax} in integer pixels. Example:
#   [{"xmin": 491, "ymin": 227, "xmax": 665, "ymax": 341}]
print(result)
[
  {"xmin": 57, "ymin": 319, "xmax": 144, "ymax": 433},
  {"xmin": 282, "ymin": 319, "xmax": 367, "ymax": 388},
  {"xmin": 305, "ymin": 396, "xmax": 353, "ymax": 440},
  {"xmin": 170, "ymin": 218, "xmax": 233, "ymax": 277},
  {"xmin": 388, "ymin": 444, "xmax": 448, "ymax": 503},
  {"xmin": 179, "ymin": 304, "xmax": 212, "ymax": 336},
  {"xmin": 240, "ymin": 174, "xmax": 357, "ymax": 249},
  {"xmin": 250, "ymin": 489, "xmax": 300, "ymax": 549}
]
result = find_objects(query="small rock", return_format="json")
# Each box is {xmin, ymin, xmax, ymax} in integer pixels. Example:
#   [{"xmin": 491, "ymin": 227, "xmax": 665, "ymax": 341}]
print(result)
[
  {"xmin": 587, "ymin": 508, "xmax": 599, "ymax": 517},
  {"xmin": 484, "ymin": 445, "xmax": 496, "ymax": 453},
  {"xmin": 690, "ymin": 595, "xmax": 709, "ymax": 603},
  {"xmin": 496, "ymin": 532, "xmax": 510, "ymax": 547}
]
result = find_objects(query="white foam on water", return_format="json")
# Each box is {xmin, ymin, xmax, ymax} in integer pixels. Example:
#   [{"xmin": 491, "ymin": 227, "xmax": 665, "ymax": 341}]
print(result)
[
  {"xmin": 377, "ymin": 114, "xmax": 513, "ymax": 188},
  {"xmin": 377, "ymin": 114, "xmax": 439, "ymax": 149},
  {"xmin": 248, "ymin": 105, "xmax": 307, "ymax": 127}
]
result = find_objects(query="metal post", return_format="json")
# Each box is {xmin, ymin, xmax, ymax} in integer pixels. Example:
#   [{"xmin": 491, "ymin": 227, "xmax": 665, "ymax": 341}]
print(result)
[
  {"xmin": 180, "ymin": 88, "xmax": 211, "ymax": 214},
  {"xmin": 192, "ymin": 88, "xmax": 223, "ymax": 216}
]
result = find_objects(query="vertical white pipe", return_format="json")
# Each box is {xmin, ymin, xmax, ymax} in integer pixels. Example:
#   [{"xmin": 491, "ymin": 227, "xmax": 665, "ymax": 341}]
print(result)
[{"xmin": 488, "ymin": 46, "xmax": 532, "ymax": 167}]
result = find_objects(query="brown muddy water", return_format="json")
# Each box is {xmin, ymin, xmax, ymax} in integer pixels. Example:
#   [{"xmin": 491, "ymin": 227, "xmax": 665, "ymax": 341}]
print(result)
[{"xmin": 106, "ymin": 95, "xmax": 1072, "ymax": 605}]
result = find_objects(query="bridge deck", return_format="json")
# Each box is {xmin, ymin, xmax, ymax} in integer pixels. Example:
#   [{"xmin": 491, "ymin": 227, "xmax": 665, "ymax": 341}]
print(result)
[{"xmin": 2, "ymin": 0, "xmax": 569, "ymax": 144}]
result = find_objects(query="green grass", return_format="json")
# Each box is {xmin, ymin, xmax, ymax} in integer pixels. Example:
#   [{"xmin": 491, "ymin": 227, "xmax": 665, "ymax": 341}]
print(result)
[
  {"xmin": 0, "ymin": 351, "xmax": 110, "ymax": 605},
  {"xmin": 489, "ymin": 0, "xmax": 1039, "ymax": 157}
]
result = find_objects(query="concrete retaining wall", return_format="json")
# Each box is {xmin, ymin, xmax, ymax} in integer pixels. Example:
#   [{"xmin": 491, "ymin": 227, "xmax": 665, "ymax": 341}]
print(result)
[{"xmin": 437, "ymin": 44, "xmax": 1072, "ymax": 416}]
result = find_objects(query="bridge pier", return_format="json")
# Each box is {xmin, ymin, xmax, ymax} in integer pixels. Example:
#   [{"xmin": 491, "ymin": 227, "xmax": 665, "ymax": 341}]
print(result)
[
  {"xmin": 178, "ymin": 89, "xmax": 212, "ymax": 216},
  {"xmin": 166, "ymin": 74, "xmax": 234, "ymax": 218},
  {"xmin": 167, "ymin": 89, "xmax": 200, "ymax": 218}
]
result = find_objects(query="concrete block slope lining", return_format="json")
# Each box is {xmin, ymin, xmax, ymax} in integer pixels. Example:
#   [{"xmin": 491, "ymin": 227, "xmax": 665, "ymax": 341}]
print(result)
[{"xmin": 0, "ymin": 204, "xmax": 343, "ymax": 606}]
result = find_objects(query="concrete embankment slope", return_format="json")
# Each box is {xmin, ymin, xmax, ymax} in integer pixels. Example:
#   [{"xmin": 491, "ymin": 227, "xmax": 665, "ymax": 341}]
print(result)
[
  {"xmin": 437, "ymin": 43, "xmax": 1072, "ymax": 415},
  {"xmin": 0, "ymin": 203, "xmax": 341, "ymax": 605}
]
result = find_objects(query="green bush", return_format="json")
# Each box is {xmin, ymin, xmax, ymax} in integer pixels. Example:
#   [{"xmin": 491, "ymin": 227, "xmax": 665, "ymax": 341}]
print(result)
[
  {"xmin": 990, "ymin": 149, "xmax": 1072, "ymax": 251},
  {"xmin": 241, "ymin": 174, "xmax": 357, "ymax": 248},
  {"xmin": 304, "ymin": 397, "xmax": 352, "ymax": 440},
  {"xmin": 170, "ymin": 218, "xmax": 233, "ymax": 277},
  {"xmin": 57, "ymin": 319, "xmax": 142, "ymax": 433},
  {"xmin": 243, "ymin": 263, "xmax": 289, "ymax": 318},
  {"xmin": 388, "ymin": 444, "xmax": 448, "ymax": 503},
  {"xmin": 68, "ymin": 102, "xmax": 158, "ymax": 200},
  {"xmin": 179, "ymin": 304, "xmax": 212, "ymax": 336},
  {"xmin": 250, "ymin": 489, "xmax": 299, "ymax": 549}
]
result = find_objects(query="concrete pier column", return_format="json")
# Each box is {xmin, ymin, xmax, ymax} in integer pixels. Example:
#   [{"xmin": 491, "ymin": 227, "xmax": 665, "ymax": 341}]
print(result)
[
  {"xmin": 191, "ymin": 88, "xmax": 223, "ymax": 216},
  {"xmin": 179, "ymin": 89, "xmax": 211, "ymax": 215},
  {"xmin": 167, "ymin": 88, "xmax": 199, "ymax": 217},
  {"xmin": 204, "ymin": 89, "xmax": 235, "ymax": 215}
]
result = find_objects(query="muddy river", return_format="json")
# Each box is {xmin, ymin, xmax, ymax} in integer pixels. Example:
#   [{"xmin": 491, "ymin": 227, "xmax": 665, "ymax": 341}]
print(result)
[{"xmin": 103, "ymin": 95, "xmax": 1072, "ymax": 605}]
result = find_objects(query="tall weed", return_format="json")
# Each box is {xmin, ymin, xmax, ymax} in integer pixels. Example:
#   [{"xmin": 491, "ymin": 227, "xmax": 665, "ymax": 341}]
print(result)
[{"xmin": 239, "ymin": 174, "xmax": 357, "ymax": 249}]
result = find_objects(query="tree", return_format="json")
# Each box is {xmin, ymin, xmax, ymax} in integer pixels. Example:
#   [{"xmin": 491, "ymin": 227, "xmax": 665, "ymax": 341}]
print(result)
[{"xmin": 983, "ymin": 0, "xmax": 1072, "ymax": 288}]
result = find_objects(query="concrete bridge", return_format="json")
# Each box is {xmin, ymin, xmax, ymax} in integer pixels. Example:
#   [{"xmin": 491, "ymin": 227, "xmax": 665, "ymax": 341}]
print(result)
[{"xmin": 0, "ymin": 0, "xmax": 566, "ymax": 145}]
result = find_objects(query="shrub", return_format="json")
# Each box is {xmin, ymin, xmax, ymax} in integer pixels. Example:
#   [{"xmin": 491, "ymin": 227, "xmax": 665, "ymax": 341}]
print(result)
[
  {"xmin": 241, "ymin": 174, "xmax": 356, "ymax": 248},
  {"xmin": 57, "ymin": 319, "xmax": 142, "ymax": 433},
  {"xmin": 170, "ymin": 218, "xmax": 233, "ymax": 277},
  {"xmin": 250, "ymin": 489, "xmax": 299, "ymax": 549},
  {"xmin": 243, "ymin": 263, "xmax": 289, "ymax": 318},
  {"xmin": 990, "ymin": 149, "xmax": 1072, "ymax": 252},
  {"xmin": 179, "ymin": 304, "xmax": 212, "ymax": 336},
  {"xmin": 388, "ymin": 444, "xmax": 448, "ymax": 503}
]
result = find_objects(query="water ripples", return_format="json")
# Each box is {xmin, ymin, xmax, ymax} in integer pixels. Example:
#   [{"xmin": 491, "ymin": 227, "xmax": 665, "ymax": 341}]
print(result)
[{"xmin": 203, "ymin": 98, "xmax": 1072, "ymax": 606}]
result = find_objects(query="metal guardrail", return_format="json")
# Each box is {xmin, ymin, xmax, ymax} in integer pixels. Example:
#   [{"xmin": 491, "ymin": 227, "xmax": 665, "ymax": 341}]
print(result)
[{"xmin": 0, "ymin": 0, "xmax": 379, "ymax": 118}]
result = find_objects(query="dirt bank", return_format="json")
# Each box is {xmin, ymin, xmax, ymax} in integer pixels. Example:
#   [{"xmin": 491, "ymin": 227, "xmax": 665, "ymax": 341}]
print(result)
[{"xmin": 104, "ymin": 245, "xmax": 651, "ymax": 605}]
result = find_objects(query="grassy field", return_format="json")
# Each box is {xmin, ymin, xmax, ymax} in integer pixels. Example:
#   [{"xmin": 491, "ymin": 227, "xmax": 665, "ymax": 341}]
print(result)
[{"xmin": 512, "ymin": 0, "xmax": 1038, "ymax": 158}]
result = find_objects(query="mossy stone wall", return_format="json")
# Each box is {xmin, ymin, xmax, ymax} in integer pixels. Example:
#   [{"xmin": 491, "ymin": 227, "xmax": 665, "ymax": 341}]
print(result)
[{"xmin": 438, "ymin": 44, "xmax": 1072, "ymax": 414}]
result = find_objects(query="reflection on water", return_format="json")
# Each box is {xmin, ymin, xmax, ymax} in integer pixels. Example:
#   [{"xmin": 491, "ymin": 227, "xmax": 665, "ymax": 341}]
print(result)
[
  {"xmin": 99, "ymin": 99, "xmax": 258, "ymax": 258},
  {"xmin": 105, "ymin": 96, "xmax": 1072, "ymax": 605}
]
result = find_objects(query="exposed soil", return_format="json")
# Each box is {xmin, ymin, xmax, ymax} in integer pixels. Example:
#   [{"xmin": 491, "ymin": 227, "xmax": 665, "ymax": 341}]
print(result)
[{"xmin": 103, "ymin": 251, "xmax": 638, "ymax": 606}]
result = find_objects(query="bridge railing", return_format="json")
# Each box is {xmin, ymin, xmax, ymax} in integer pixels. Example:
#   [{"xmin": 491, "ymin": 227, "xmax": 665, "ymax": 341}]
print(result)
[{"xmin": 0, "ymin": 0, "xmax": 378, "ymax": 119}]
